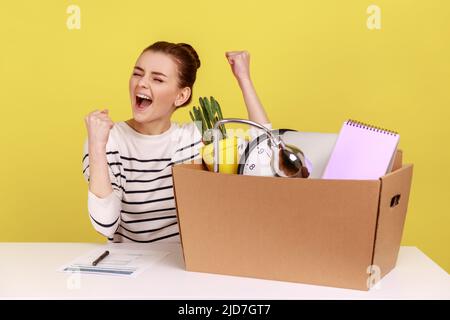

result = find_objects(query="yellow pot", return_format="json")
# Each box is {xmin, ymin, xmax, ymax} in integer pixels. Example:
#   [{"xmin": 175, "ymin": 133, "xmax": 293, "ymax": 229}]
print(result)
[{"xmin": 201, "ymin": 136, "xmax": 239, "ymax": 174}]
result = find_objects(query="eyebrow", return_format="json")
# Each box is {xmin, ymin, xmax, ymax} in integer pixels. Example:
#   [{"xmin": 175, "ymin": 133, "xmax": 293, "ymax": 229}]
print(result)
[{"xmin": 133, "ymin": 66, "xmax": 168, "ymax": 78}]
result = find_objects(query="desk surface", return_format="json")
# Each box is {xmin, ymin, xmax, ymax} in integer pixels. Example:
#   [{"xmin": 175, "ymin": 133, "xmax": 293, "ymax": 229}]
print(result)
[{"xmin": 0, "ymin": 242, "xmax": 448, "ymax": 299}]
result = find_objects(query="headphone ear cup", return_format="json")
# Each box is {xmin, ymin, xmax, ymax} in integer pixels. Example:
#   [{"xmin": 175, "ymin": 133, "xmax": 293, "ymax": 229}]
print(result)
[{"xmin": 301, "ymin": 166, "xmax": 310, "ymax": 178}]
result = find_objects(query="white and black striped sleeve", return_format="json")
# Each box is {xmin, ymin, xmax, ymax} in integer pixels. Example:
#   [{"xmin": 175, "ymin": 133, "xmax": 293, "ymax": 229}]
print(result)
[
  {"xmin": 82, "ymin": 137, "xmax": 123, "ymax": 238},
  {"xmin": 173, "ymin": 122, "xmax": 204, "ymax": 165}
]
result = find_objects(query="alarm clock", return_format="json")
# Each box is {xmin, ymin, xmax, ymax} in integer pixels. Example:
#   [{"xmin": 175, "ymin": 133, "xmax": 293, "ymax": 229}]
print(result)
[{"xmin": 237, "ymin": 129, "xmax": 313, "ymax": 177}]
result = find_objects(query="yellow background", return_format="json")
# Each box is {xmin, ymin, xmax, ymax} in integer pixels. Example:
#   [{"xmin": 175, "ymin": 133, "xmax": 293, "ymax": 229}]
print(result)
[{"xmin": 0, "ymin": 1, "xmax": 449, "ymax": 272}]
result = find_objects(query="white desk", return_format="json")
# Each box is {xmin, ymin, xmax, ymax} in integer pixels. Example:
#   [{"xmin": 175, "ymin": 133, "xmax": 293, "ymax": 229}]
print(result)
[{"xmin": 0, "ymin": 243, "xmax": 448, "ymax": 299}]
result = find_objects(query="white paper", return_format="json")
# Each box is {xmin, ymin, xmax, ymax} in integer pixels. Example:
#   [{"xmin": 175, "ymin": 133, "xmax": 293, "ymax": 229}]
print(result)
[{"xmin": 60, "ymin": 248, "xmax": 170, "ymax": 277}]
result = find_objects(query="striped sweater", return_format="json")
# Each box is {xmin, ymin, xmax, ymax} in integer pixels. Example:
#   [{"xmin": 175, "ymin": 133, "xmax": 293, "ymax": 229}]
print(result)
[
  {"xmin": 82, "ymin": 120, "xmax": 272, "ymax": 244},
  {"xmin": 82, "ymin": 121, "xmax": 204, "ymax": 243}
]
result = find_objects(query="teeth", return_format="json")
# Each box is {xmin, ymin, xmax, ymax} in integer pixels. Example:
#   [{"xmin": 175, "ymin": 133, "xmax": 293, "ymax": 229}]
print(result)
[{"xmin": 136, "ymin": 93, "xmax": 152, "ymax": 101}]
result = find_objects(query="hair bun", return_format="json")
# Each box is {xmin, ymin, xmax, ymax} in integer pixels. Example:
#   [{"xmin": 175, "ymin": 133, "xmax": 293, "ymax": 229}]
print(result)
[{"xmin": 178, "ymin": 43, "xmax": 201, "ymax": 69}]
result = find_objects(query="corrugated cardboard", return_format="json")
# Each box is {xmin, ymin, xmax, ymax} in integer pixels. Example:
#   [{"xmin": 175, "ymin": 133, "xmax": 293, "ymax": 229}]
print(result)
[{"xmin": 172, "ymin": 150, "xmax": 413, "ymax": 291}]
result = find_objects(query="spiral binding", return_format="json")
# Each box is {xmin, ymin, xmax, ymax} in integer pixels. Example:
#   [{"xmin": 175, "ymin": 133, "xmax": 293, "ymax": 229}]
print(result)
[{"xmin": 346, "ymin": 119, "xmax": 398, "ymax": 136}]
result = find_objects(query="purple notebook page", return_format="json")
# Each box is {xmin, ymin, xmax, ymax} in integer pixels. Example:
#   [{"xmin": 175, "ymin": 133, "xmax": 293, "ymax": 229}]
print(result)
[{"xmin": 322, "ymin": 121, "xmax": 399, "ymax": 180}]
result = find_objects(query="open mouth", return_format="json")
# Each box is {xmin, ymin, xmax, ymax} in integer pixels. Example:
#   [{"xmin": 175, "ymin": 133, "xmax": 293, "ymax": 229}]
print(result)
[{"xmin": 135, "ymin": 93, "xmax": 153, "ymax": 111}]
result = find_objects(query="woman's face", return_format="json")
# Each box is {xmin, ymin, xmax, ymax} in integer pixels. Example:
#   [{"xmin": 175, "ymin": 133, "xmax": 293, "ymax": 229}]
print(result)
[{"xmin": 129, "ymin": 50, "xmax": 190, "ymax": 123}]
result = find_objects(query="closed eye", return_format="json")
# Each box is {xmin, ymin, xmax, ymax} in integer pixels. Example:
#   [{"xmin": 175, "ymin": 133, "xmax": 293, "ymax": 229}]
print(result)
[
  {"xmin": 154, "ymin": 79, "xmax": 163, "ymax": 82},
  {"xmin": 132, "ymin": 72, "xmax": 143, "ymax": 77}
]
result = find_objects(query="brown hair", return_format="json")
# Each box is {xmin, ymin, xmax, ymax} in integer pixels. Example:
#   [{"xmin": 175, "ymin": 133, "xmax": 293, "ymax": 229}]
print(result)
[{"xmin": 142, "ymin": 41, "xmax": 201, "ymax": 108}]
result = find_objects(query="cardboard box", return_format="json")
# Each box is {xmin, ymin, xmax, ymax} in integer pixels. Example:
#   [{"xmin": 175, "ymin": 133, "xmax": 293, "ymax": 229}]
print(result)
[{"xmin": 172, "ymin": 150, "xmax": 413, "ymax": 291}]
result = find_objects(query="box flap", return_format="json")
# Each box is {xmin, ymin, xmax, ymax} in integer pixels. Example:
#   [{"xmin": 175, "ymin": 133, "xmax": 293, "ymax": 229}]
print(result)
[
  {"xmin": 372, "ymin": 163, "xmax": 413, "ymax": 279},
  {"xmin": 392, "ymin": 149, "xmax": 403, "ymax": 172}
]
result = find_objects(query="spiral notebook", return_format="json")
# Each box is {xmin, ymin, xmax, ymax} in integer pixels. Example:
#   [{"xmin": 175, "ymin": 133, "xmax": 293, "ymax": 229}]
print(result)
[{"xmin": 322, "ymin": 120, "xmax": 400, "ymax": 180}]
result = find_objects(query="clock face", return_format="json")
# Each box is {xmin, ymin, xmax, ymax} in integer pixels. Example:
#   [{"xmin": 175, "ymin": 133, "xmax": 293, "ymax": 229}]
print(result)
[{"xmin": 237, "ymin": 129, "xmax": 295, "ymax": 176}]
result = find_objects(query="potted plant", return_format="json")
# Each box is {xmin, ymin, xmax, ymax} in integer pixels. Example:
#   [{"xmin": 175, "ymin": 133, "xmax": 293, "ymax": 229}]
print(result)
[{"xmin": 189, "ymin": 97, "xmax": 239, "ymax": 174}]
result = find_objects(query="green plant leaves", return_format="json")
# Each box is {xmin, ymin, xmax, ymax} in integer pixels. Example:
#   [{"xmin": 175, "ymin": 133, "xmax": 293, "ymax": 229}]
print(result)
[{"xmin": 190, "ymin": 96, "xmax": 227, "ymax": 144}]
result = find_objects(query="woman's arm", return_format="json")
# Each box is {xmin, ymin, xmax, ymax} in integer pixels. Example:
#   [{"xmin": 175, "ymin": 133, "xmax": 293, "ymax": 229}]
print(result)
[
  {"xmin": 83, "ymin": 146, "xmax": 121, "ymax": 238},
  {"xmin": 88, "ymin": 145, "xmax": 114, "ymax": 198},
  {"xmin": 83, "ymin": 109, "xmax": 122, "ymax": 238},
  {"xmin": 85, "ymin": 109, "xmax": 115, "ymax": 198},
  {"xmin": 225, "ymin": 51, "xmax": 270, "ymax": 124}
]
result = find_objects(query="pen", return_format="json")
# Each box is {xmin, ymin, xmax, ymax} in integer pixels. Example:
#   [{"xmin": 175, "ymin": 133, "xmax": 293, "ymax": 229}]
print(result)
[{"xmin": 92, "ymin": 250, "xmax": 110, "ymax": 266}]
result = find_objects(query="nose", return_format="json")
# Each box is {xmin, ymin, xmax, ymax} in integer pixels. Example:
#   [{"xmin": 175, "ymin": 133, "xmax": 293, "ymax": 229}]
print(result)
[{"xmin": 137, "ymin": 76, "xmax": 150, "ymax": 89}]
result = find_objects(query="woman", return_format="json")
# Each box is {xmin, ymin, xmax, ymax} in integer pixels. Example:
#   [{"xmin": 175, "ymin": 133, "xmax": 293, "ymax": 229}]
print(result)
[{"xmin": 82, "ymin": 41, "xmax": 270, "ymax": 243}]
